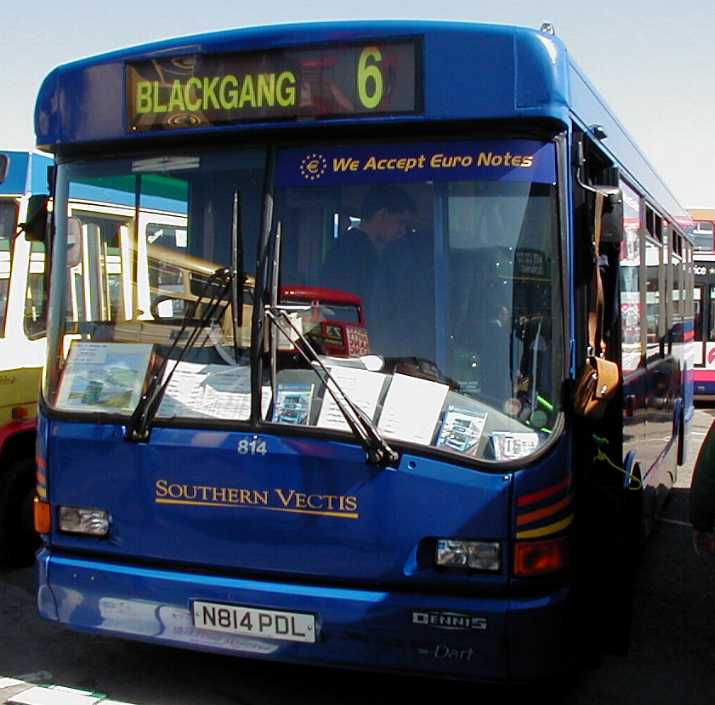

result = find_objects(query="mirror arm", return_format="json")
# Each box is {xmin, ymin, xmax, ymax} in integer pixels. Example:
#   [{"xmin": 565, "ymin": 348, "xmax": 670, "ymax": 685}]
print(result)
[
  {"xmin": 17, "ymin": 195, "xmax": 50, "ymax": 242},
  {"xmin": 575, "ymin": 138, "xmax": 620, "ymax": 197}
]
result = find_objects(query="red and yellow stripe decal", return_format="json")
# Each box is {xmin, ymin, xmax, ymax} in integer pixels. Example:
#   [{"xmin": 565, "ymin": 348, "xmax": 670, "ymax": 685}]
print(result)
[
  {"xmin": 517, "ymin": 494, "xmax": 572, "ymax": 526},
  {"xmin": 516, "ymin": 512, "xmax": 574, "ymax": 539},
  {"xmin": 516, "ymin": 476, "xmax": 573, "ymax": 539},
  {"xmin": 36, "ymin": 455, "xmax": 48, "ymax": 500},
  {"xmin": 517, "ymin": 476, "xmax": 570, "ymax": 508}
]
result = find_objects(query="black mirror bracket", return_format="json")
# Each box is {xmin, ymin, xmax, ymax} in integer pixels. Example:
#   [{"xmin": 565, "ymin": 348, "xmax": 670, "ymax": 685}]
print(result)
[
  {"xmin": 18, "ymin": 194, "xmax": 50, "ymax": 242},
  {"xmin": 575, "ymin": 140, "xmax": 623, "ymax": 244}
]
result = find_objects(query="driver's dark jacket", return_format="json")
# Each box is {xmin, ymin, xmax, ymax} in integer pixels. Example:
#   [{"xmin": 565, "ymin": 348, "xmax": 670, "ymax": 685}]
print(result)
[
  {"xmin": 690, "ymin": 420, "xmax": 715, "ymax": 532},
  {"xmin": 320, "ymin": 227, "xmax": 378, "ymax": 306}
]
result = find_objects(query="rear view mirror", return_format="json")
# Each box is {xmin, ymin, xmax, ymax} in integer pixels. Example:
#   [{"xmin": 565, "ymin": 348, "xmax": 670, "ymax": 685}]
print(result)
[
  {"xmin": 19, "ymin": 194, "xmax": 50, "ymax": 242},
  {"xmin": 67, "ymin": 217, "xmax": 82, "ymax": 268},
  {"xmin": 0, "ymin": 155, "xmax": 8, "ymax": 184},
  {"xmin": 589, "ymin": 186, "xmax": 623, "ymax": 243},
  {"xmin": 601, "ymin": 189, "xmax": 624, "ymax": 243}
]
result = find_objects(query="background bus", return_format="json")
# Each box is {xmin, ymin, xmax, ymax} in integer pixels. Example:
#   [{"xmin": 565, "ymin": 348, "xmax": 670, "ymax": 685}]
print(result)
[
  {"xmin": 0, "ymin": 155, "xmax": 199, "ymax": 566},
  {"xmin": 32, "ymin": 21, "xmax": 693, "ymax": 681},
  {"xmin": 690, "ymin": 208, "xmax": 715, "ymax": 400},
  {"xmin": 0, "ymin": 150, "xmax": 50, "ymax": 565}
]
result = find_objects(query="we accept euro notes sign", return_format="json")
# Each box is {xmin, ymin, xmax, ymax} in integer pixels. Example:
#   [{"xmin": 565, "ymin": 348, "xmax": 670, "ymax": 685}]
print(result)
[{"xmin": 277, "ymin": 141, "xmax": 556, "ymax": 187}]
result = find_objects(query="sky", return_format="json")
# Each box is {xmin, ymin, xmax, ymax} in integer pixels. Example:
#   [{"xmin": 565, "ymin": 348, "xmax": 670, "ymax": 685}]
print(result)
[{"xmin": 4, "ymin": 0, "xmax": 714, "ymax": 208}]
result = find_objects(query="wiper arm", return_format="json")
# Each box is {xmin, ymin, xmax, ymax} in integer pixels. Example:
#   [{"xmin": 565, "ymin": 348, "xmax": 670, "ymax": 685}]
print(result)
[
  {"xmin": 264, "ymin": 307, "xmax": 399, "ymax": 467},
  {"xmin": 230, "ymin": 186, "xmax": 244, "ymax": 361},
  {"xmin": 125, "ymin": 267, "xmax": 233, "ymax": 442}
]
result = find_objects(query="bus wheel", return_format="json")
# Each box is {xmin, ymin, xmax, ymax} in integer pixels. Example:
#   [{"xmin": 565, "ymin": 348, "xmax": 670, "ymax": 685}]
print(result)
[{"xmin": 0, "ymin": 458, "xmax": 40, "ymax": 568}]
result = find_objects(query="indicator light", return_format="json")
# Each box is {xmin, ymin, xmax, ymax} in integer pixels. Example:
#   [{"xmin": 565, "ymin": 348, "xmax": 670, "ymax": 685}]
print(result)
[
  {"xmin": 34, "ymin": 498, "xmax": 51, "ymax": 534},
  {"xmin": 513, "ymin": 537, "xmax": 568, "ymax": 576}
]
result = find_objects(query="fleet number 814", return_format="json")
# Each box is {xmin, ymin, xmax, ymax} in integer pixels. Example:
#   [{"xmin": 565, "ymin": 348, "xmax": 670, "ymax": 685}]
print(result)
[{"xmin": 237, "ymin": 438, "xmax": 268, "ymax": 455}]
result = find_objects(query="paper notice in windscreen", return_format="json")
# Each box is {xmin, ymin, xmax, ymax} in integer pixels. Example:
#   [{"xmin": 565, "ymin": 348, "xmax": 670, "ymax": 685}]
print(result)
[
  {"xmin": 491, "ymin": 431, "xmax": 540, "ymax": 461},
  {"xmin": 56, "ymin": 341, "xmax": 152, "ymax": 414},
  {"xmin": 377, "ymin": 373, "xmax": 448, "ymax": 445},
  {"xmin": 71, "ymin": 342, "xmax": 109, "ymax": 365},
  {"xmin": 316, "ymin": 366, "xmax": 386, "ymax": 432},
  {"xmin": 158, "ymin": 362, "xmax": 271, "ymax": 420}
]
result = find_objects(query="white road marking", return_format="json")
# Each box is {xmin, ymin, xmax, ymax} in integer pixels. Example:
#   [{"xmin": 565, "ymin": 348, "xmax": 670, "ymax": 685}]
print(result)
[{"xmin": 657, "ymin": 517, "xmax": 692, "ymax": 528}]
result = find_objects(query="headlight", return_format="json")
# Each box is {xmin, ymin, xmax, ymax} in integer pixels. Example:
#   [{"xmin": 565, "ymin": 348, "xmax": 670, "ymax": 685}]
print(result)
[
  {"xmin": 435, "ymin": 539, "xmax": 501, "ymax": 572},
  {"xmin": 58, "ymin": 506, "xmax": 110, "ymax": 536}
]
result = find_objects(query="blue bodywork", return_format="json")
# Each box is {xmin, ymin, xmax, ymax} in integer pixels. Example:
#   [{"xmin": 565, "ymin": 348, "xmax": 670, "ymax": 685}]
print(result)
[
  {"xmin": 39, "ymin": 420, "xmax": 572, "ymax": 680},
  {"xmin": 0, "ymin": 151, "xmax": 51, "ymax": 196},
  {"xmin": 34, "ymin": 20, "xmax": 690, "ymax": 227},
  {"xmin": 33, "ymin": 20, "xmax": 691, "ymax": 681}
]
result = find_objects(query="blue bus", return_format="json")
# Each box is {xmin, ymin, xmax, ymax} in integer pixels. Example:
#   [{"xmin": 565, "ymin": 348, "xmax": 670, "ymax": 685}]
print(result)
[{"xmin": 32, "ymin": 21, "xmax": 693, "ymax": 681}]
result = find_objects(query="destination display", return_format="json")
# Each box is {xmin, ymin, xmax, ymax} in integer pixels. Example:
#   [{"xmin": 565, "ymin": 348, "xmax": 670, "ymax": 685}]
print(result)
[{"xmin": 127, "ymin": 40, "xmax": 420, "ymax": 131}]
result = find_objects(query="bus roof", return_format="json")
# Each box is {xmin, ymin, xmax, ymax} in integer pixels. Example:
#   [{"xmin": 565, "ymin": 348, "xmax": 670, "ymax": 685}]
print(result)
[
  {"xmin": 0, "ymin": 151, "xmax": 51, "ymax": 196},
  {"xmin": 33, "ymin": 19, "xmax": 691, "ymax": 228},
  {"xmin": 689, "ymin": 208, "xmax": 715, "ymax": 222}
]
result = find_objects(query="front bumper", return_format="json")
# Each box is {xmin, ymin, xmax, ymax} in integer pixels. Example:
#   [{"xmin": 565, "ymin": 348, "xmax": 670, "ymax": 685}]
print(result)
[{"xmin": 37, "ymin": 550, "xmax": 568, "ymax": 681}]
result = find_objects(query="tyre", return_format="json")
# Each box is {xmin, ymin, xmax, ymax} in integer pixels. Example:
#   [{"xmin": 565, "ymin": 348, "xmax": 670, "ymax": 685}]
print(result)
[{"xmin": 0, "ymin": 458, "xmax": 41, "ymax": 568}]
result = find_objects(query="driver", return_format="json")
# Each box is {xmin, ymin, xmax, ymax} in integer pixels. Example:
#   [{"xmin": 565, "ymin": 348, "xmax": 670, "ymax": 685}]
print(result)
[{"xmin": 320, "ymin": 184, "xmax": 416, "ymax": 320}]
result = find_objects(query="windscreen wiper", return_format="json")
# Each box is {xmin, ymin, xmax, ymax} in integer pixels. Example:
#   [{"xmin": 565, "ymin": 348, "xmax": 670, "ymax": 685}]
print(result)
[
  {"xmin": 264, "ymin": 307, "xmax": 399, "ymax": 467},
  {"xmin": 125, "ymin": 267, "xmax": 233, "ymax": 442},
  {"xmin": 230, "ymin": 186, "xmax": 243, "ymax": 361}
]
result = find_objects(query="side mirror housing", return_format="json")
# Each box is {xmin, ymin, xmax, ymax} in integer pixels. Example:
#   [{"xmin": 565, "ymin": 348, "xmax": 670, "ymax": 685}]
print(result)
[
  {"xmin": 588, "ymin": 186, "xmax": 623, "ymax": 243},
  {"xmin": 19, "ymin": 194, "xmax": 50, "ymax": 242},
  {"xmin": 601, "ymin": 189, "xmax": 624, "ymax": 243}
]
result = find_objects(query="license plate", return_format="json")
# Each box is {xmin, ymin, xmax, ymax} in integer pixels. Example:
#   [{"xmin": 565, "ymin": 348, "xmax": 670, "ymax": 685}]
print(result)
[{"xmin": 192, "ymin": 601, "xmax": 316, "ymax": 643}]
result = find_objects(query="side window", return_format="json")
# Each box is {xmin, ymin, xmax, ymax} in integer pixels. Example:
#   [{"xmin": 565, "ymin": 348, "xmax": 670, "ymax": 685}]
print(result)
[
  {"xmin": 685, "ymin": 241, "xmax": 694, "ymax": 327},
  {"xmin": 0, "ymin": 200, "xmax": 18, "ymax": 337},
  {"xmin": 694, "ymin": 286, "xmax": 703, "ymax": 342},
  {"xmin": 693, "ymin": 221, "xmax": 714, "ymax": 251},
  {"xmin": 24, "ymin": 239, "xmax": 47, "ymax": 338},
  {"xmin": 145, "ymin": 221, "xmax": 191, "ymax": 319},
  {"xmin": 644, "ymin": 205, "xmax": 665, "ymax": 359},
  {"xmin": 671, "ymin": 231, "xmax": 683, "ymax": 337},
  {"xmin": 619, "ymin": 181, "xmax": 642, "ymax": 373},
  {"xmin": 68, "ymin": 209, "xmax": 133, "ymax": 324}
]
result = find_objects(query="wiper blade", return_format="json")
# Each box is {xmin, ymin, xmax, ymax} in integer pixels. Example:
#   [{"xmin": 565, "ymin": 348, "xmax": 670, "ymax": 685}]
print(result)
[
  {"xmin": 264, "ymin": 307, "xmax": 399, "ymax": 467},
  {"xmin": 230, "ymin": 186, "xmax": 244, "ymax": 360},
  {"xmin": 125, "ymin": 267, "xmax": 233, "ymax": 442}
]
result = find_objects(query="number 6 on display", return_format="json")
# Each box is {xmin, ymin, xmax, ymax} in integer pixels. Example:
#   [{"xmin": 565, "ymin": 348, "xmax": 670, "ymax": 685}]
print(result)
[{"xmin": 357, "ymin": 47, "xmax": 384, "ymax": 109}]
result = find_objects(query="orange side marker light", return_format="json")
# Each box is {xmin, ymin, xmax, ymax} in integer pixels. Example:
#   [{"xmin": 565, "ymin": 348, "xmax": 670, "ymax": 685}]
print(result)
[{"xmin": 34, "ymin": 497, "xmax": 51, "ymax": 534}]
